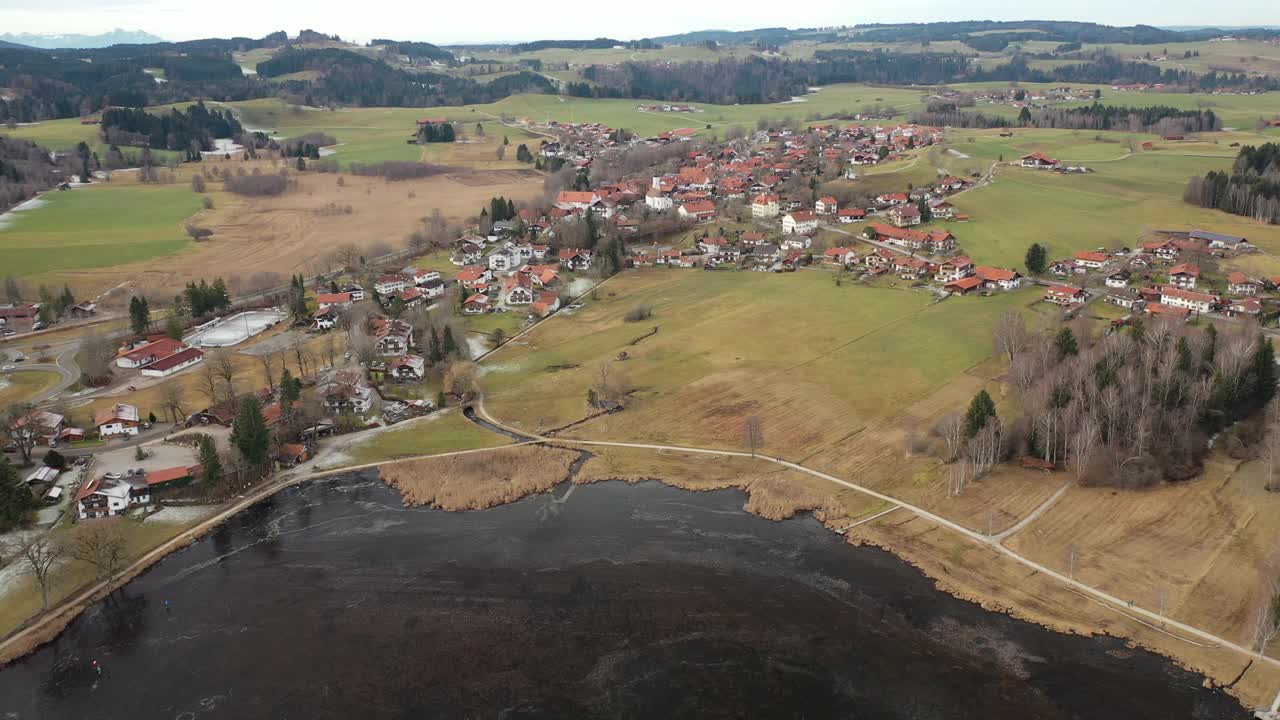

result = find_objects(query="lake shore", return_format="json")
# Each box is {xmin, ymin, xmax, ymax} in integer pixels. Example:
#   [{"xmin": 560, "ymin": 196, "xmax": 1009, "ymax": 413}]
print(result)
[{"xmin": 0, "ymin": 473, "xmax": 1251, "ymax": 719}]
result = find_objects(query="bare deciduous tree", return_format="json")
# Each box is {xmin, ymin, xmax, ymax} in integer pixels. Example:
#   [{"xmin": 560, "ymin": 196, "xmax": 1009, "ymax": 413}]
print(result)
[
  {"xmin": 160, "ymin": 381, "xmax": 186, "ymax": 424},
  {"xmin": 13, "ymin": 534, "xmax": 63, "ymax": 611},
  {"xmin": 70, "ymin": 523, "xmax": 127, "ymax": 583},
  {"xmin": 993, "ymin": 310, "xmax": 1029, "ymax": 362},
  {"xmin": 210, "ymin": 350, "xmax": 238, "ymax": 402},
  {"xmin": 743, "ymin": 415, "xmax": 764, "ymax": 457}
]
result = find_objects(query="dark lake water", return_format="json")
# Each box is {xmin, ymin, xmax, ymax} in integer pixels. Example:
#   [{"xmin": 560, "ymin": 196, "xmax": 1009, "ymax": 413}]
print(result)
[{"xmin": 0, "ymin": 473, "xmax": 1251, "ymax": 719}]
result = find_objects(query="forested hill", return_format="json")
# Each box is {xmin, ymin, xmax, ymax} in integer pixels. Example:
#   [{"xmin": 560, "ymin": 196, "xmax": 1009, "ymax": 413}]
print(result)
[
  {"xmin": 574, "ymin": 52, "xmax": 1277, "ymax": 105},
  {"xmin": 257, "ymin": 48, "xmax": 555, "ymax": 106},
  {"xmin": 371, "ymin": 39, "xmax": 454, "ymax": 63}
]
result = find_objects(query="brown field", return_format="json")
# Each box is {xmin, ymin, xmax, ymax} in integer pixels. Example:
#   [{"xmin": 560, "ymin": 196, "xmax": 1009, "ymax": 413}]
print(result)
[
  {"xmin": 379, "ymin": 444, "xmax": 579, "ymax": 510},
  {"xmin": 1004, "ymin": 452, "xmax": 1280, "ymax": 650},
  {"xmin": 53, "ymin": 160, "xmax": 543, "ymax": 298}
]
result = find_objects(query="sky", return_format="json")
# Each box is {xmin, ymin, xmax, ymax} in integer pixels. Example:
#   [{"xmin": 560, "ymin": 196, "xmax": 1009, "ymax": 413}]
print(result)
[{"xmin": 0, "ymin": 0, "xmax": 1278, "ymax": 44}]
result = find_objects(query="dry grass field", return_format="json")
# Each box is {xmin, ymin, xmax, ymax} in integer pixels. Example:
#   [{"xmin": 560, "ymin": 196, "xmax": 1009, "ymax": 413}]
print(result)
[{"xmin": 42, "ymin": 160, "xmax": 542, "ymax": 298}]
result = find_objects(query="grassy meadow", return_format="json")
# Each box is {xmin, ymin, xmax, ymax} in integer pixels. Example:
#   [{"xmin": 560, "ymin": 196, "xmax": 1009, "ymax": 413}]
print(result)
[
  {"xmin": 0, "ymin": 184, "xmax": 203, "ymax": 279},
  {"xmin": 935, "ymin": 131, "xmax": 1280, "ymax": 272}
]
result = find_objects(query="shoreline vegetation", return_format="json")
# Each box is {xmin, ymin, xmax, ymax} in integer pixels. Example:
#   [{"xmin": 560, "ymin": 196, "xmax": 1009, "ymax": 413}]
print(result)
[{"xmin": 0, "ymin": 423, "xmax": 1274, "ymax": 712}]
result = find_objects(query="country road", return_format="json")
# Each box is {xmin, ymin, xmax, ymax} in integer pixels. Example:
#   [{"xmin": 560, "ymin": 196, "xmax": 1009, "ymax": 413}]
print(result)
[{"xmin": 467, "ymin": 396, "xmax": 1280, "ymax": 707}]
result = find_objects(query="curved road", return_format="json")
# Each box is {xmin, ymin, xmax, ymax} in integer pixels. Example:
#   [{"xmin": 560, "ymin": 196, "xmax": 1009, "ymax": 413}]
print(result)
[{"xmin": 2, "ymin": 344, "xmax": 79, "ymax": 405}]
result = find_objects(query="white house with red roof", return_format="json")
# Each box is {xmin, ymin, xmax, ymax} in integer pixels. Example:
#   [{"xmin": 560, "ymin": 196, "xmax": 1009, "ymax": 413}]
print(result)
[
  {"xmin": 1160, "ymin": 285, "xmax": 1217, "ymax": 314},
  {"xmin": 116, "ymin": 337, "xmax": 188, "ymax": 369},
  {"xmin": 95, "ymin": 403, "xmax": 141, "ymax": 438},
  {"xmin": 1227, "ymin": 272, "xmax": 1261, "ymax": 295},
  {"xmin": 782, "ymin": 211, "xmax": 818, "ymax": 235},
  {"xmin": 751, "ymin": 193, "xmax": 780, "ymax": 219},
  {"xmin": 1020, "ymin": 152, "xmax": 1061, "ymax": 169},
  {"xmin": 974, "ymin": 266, "xmax": 1022, "ymax": 290},
  {"xmin": 316, "ymin": 292, "xmax": 354, "ymax": 310},
  {"xmin": 1168, "ymin": 263, "xmax": 1200, "ymax": 289},
  {"xmin": 1073, "ymin": 251, "xmax": 1108, "ymax": 269},
  {"xmin": 815, "ymin": 196, "xmax": 838, "ymax": 215},
  {"xmin": 837, "ymin": 208, "xmax": 867, "ymax": 223},
  {"xmin": 678, "ymin": 200, "xmax": 716, "ymax": 221},
  {"xmin": 1044, "ymin": 285, "xmax": 1087, "ymax": 306}
]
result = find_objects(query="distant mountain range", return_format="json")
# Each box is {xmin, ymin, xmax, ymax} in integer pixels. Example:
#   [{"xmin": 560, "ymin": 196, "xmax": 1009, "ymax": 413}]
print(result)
[{"xmin": 0, "ymin": 29, "xmax": 165, "ymax": 49}]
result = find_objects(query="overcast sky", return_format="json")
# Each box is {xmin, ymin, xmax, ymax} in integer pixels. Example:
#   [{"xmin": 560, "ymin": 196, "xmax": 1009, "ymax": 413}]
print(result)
[{"xmin": 1, "ymin": 0, "xmax": 1277, "ymax": 44}]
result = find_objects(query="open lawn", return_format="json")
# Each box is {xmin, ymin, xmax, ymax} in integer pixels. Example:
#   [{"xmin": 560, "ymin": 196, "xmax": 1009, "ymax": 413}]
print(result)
[
  {"xmin": 0, "ymin": 184, "xmax": 203, "ymax": 280},
  {"xmin": 0, "ymin": 370, "xmax": 61, "ymax": 406},
  {"xmin": 336, "ymin": 409, "xmax": 511, "ymax": 466}
]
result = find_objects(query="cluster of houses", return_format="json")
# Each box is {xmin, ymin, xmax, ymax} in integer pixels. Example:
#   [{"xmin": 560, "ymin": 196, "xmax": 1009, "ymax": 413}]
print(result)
[
  {"xmin": 1041, "ymin": 229, "xmax": 1269, "ymax": 321},
  {"xmin": 115, "ymin": 336, "xmax": 206, "ymax": 378},
  {"xmin": 74, "ymin": 465, "xmax": 199, "ymax": 520},
  {"xmin": 929, "ymin": 86, "xmax": 1098, "ymax": 110}
]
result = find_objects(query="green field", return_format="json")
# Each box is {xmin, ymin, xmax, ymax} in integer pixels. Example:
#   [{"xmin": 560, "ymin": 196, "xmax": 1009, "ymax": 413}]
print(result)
[
  {"xmin": 941, "ymin": 140, "xmax": 1280, "ymax": 270},
  {"xmin": 482, "ymin": 268, "xmax": 1041, "ymax": 452},
  {"xmin": 0, "ymin": 184, "xmax": 203, "ymax": 278},
  {"xmin": 338, "ymin": 409, "xmax": 511, "ymax": 466},
  {"xmin": 0, "ymin": 370, "xmax": 61, "ymax": 405}
]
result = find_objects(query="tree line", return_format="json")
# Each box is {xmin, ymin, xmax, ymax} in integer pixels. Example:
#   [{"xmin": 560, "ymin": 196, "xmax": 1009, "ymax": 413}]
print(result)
[
  {"xmin": 912, "ymin": 102, "xmax": 1220, "ymax": 135},
  {"xmin": 0, "ymin": 136, "xmax": 74, "ymax": 213},
  {"xmin": 995, "ymin": 314, "xmax": 1276, "ymax": 487},
  {"xmin": 100, "ymin": 102, "xmax": 243, "ymax": 157},
  {"xmin": 1184, "ymin": 143, "xmax": 1280, "ymax": 225}
]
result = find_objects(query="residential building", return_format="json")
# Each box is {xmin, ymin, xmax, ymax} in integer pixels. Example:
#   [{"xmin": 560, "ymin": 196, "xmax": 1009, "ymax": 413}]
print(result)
[
  {"xmin": 1045, "ymin": 285, "xmax": 1087, "ymax": 306},
  {"xmin": 974, "ymin": 266, "xmax": 1021, "ymax": 290},
  {"xmin": 373, "ymin": 318, "xmax": 414, "ymax": 356},
  {"xmin": 837, "ymin": 208, "xmax": 866, "ymax": 223},
  {"xmin": 374, "ymin": 274, "xmax": 408, "ymax": 296},
  {"xmin": 1227, "ymin": 272, "xmax": 1261, "ymax": 296},
  {"xmin": 1168, "ymin": 263, "xmax": 1200, "ymax": 289},
  {"xmin": 886, "ymin": 205, "xmax": 921, "ymax": 228},
  {"xmin": 1105, "ymin": 270, "xmax": 1131, "ymax": 288},
  {"xmin": 96, "ymin": 403, "xmax": 141, "ymax": 439},
  {"xmin": 560, "ymin": 248, "xmax": 594, "ymax": 271},
  {"xmin": 387, "ymin": 355, "xmax": 426, "ymax": 382},
  {"xmin": 678, "ymin": 200, "xmax": 716, "ymax": 221},
  {"xmin": 751, "ymin": 193, "xmax": 780, "ymax": 219},
  {"xmin": 316, "ymin": 292, "xmax": 354, "ymax": 309},
  {"xmin": 1159, "ymin": 285, "xmax": 1217, "ymax": 314},
  {"xmin": 1074, "ymin": 251, "xmax": 1108, "ymax": 269},
  {"xmin": 815, "ymin": 196, "xmax": 838, "ymax": 215}
]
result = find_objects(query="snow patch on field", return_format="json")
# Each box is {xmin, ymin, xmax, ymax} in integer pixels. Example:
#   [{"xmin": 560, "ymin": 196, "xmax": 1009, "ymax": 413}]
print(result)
[
  {"xmin": 0, "ymin": 195, "xmax": 49, "ymax": 231},
  {"xmin": 145, "ymin": 505, "xmax": 218, "ymax": 524}
]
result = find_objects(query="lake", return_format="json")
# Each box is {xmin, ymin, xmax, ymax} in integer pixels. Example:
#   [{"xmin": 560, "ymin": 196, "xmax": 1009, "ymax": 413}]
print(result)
[{"xmin": 0, "ymin": 473, "xmax": 1250, "ymax": 719}]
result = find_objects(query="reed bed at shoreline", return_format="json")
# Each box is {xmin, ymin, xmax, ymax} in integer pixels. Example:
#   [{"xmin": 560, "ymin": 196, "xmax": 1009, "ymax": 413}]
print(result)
[{"xmin": 379, "ymin": 445, "xmax": 579, "ymax": 510}]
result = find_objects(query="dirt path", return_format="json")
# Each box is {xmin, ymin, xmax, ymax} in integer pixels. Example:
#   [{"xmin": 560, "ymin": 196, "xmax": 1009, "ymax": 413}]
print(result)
[{"xmin": 467, "ymin": 395, "xmax": 1280, "ymax": 683}]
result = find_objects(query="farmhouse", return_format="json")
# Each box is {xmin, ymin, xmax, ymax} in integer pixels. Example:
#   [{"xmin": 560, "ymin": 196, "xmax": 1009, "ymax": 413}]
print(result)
[
  {"xmin": 95, "ymin": 403, "xmax": 141, "ymax": 439},
  {"xmin": 1145, "ymin": 302, "xmax": 1192, "ymax": 321},
  {"xmin": 313, "ymin": 307, "xmax": 339, "ymax": 330},
  {"xmin": 935, "ymin": 257, "xmax": 974, "ymax": 283},
  {"xmin": 824, "ymin": 247, "xmax": 858, "ymax": 265},
  {"xmin": 1141, "ymin": 239, "xmax": 1180, "ymax": 262},
  {"xmin": 1225, "ymin": 297, "xmax": 1263, "ymax": 318},
  {"xmin": 560, "ymin": 248, "xmax": 594, "ymax": 271},
  {"xmin": 1159, "ymin": 285, "xmax": 1217, "ymax": 314},
  {"xmin": 974, "ymin": 266, "xmax": 1022, "ymax": 290},
  {"xmin": 876, "ymin": 192, "xmax": 910, "ymax": 206},
  {"xmin": 837, "ymin": 208, "xmax": 867, "ymax": 223},
  {"xmin": 1168, "ymin": 264, "xmax": 1200, "ymax": 289},
  {"xmin": 555, "ymin": 191, "xmax": 600, "ymax": 212},
  {"xmin": 816, "ymin": 196, "xmax": 838, "ymax": 215},
  {"xmin": 373, "ymin": 318, "xmax": 415, "ymax": 356},
  {"xmin": 1020, "ymin": 152, "xmax": 1061, "ymax": 169},
  {"xmin": 782, "ymin": 211, "xmax": 818, "ymax": 235},
  {"xmin": 751, "ymin": 194, "xmax": 780, "ymax": 219},
  {"xmin": 1073, "ymin": 251, "xmax": 1108, "ymax": 269},
  {"xmin": 75, "ymin": 475, "xmax": 146, "ymax": 520},
  {"xmin": 1227, "ymin": 272, "xmax": 1261, "ymax": 295},
  {"xmin": 387, "ymin": 355, "xmax": 426, "ymax": 382},
  {"xmin": 1105, "ymin": 270, "xmax": 1131, "ymax": 288},
  {"xmin": 316, "ymin": 292, "xmax": 354, "ymax": 309},
  {"xmin": 1044, "ymin": 284, "xmax": 1087, "ymax": 306},
  {"xmin": 895, "ymin": 257, "xmax": 931, "ymax": 280},
  {"xmin": 886, "ymin": 205, "xmax": 922, "ymax": 228}
]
